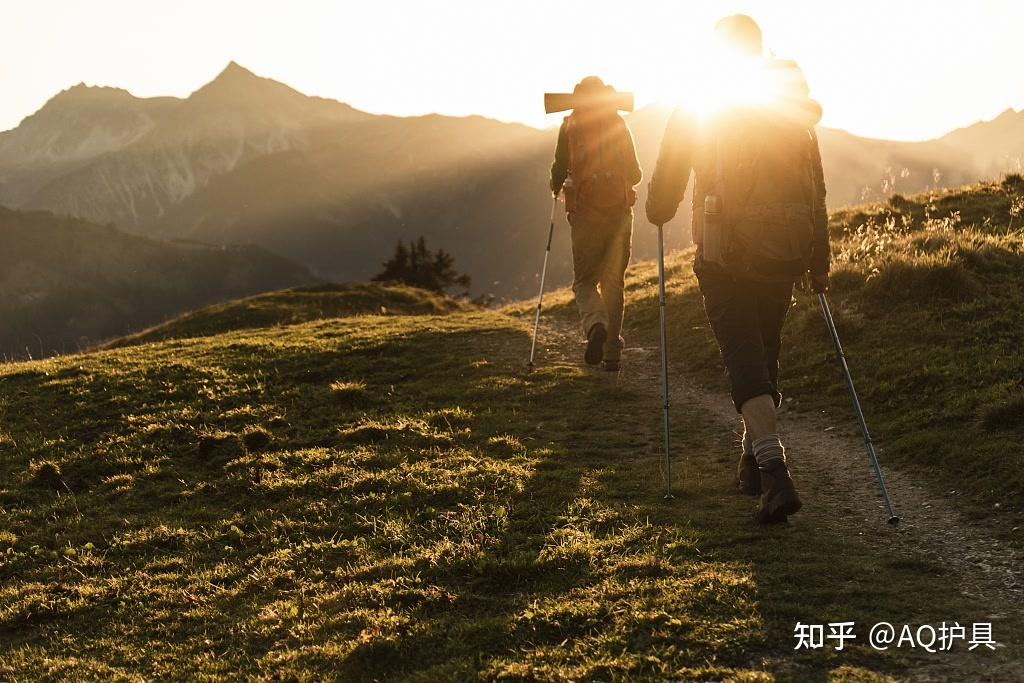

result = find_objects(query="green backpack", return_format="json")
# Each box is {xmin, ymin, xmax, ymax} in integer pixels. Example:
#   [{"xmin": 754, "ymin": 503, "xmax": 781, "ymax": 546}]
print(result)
[{"xmin": 701, "ymin": 60, "xmax": 824, "ymax": 280}]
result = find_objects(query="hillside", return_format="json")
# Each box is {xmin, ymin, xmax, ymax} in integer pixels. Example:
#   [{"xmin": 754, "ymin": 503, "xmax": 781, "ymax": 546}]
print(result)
[
  {"xmin": 530, "ymin": 175, "xmax": 1024, "ymax": 507},
  {"xmin": 3, "ymin": 302, "xmax": 1020, "ymax": 681},
  {"xmin": 940, "ymin": 107, "xmax": 1024, "ymax": 178},
  {"xmin": 1, "ymin": 179, "xmax": 1023, "ymax": 680},
  {"xmin": 104, "ymin": 282, "xmax": 468, "ymax": 348},
  {"xmin": 151, "ymin": 112, "xmax": 557, "ymax": 295},
  {"xmin": 0, "ymin": 206, "xmax": 317, "ymax": 360},
  {"xmin": 4, "ymin": 64, "xmax": 1024, "ymax": 299}
]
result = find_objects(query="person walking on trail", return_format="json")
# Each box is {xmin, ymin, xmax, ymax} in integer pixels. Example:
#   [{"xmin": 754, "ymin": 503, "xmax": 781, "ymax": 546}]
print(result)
[
  {"xmin": 550, "ymin": 76, "xmax": 643, "ymax": 372},
  {"xmin": 646, "ymin": 15, "xmax": 830, "ymax": 523}
]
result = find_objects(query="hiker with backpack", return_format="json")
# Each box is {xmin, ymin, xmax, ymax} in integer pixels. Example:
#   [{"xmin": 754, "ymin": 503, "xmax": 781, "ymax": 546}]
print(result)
[
  {"xmin": 550, "ymin": 77, "xmax": 642, "ymax": 371},
  {"xmin": 646, "ymin": 15, "xmax": 830, "ymax": 523}
]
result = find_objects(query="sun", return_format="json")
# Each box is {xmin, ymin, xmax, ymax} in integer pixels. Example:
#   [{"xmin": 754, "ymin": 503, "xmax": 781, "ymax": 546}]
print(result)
[{"xmin": 645, "ymin": 38, "xmax": 794, "ymax": 122}]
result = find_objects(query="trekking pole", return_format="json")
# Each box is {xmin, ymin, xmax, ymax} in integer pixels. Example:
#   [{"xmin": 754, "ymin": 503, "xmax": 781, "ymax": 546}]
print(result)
[
  {"xmin": 656, "ymin": 224, "xmax": 674, "ymax": 499},
  {"xmin": 527, "ymin": 194, "xmax": 559, "ymax": 370},
  {"xmin": 818, "ymin": 293, "xmax": 899, "ymax": 525}
]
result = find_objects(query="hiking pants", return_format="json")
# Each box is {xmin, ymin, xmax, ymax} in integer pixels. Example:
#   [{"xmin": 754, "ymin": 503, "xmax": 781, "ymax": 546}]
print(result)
[
  {"xmin": 569, "ymin": 210, "xmax": 633, "ymax": 362},
  {"xmin": 694, "ymin": 255, "xmax": 794, "ymax": 413}
]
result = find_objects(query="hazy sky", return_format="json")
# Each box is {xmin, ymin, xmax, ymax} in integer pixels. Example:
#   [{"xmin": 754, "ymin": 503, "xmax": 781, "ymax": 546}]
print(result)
[{"xmin": 3, "ymin": 0, "xmax": 1023, "ymax": 140}]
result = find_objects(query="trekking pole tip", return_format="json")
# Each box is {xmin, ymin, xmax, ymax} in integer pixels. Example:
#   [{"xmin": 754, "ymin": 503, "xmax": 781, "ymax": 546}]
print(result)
[{"xmin": 887, "ymin": 515, "xmax": 900, "ymax": 526}]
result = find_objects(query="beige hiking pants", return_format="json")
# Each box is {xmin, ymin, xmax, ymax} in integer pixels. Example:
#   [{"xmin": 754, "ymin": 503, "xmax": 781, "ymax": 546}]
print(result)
[{"xmin": 569, "ymin": 210, "xmax": 633, "ymax": 362}]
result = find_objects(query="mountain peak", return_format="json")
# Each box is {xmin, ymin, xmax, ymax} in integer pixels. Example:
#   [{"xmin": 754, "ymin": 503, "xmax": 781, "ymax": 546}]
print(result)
[
  {"xmin": 215, "ymin": 61, "xmax": 259, "ymax": 82},
  {"xmin": 190, "ymin": 61, "xmax": 297, "ymax": 104},
  {"xmin": 43, "ymin": 83, "xmax": 137, "ymax": 110}
]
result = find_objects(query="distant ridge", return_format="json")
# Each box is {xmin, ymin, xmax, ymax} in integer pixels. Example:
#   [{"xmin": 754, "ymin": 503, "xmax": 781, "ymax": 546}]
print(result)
[
  {"xmin": 2, "ymin": 63, "xmax": 1023, "ymax": 298},
  {"xmin": 0, "ymin": 205, "xmax": 317, "ymax": 360}
]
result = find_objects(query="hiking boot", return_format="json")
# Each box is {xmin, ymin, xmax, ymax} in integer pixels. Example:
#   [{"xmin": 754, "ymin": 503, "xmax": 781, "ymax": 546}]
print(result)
[
  {"xmin": 736, "ymin": 449, "xmax": 761, "ymax": 496},
  {"xmin": 601, "ymin": 359, "xmax": 620, "ymax": 372},
  {"xmin": 585, "ymin": 323, "xmax": 607, "ymax": 366},
  {"xmin": 755, "ymin": 461, "xmax": 802, "ymax": 524}
]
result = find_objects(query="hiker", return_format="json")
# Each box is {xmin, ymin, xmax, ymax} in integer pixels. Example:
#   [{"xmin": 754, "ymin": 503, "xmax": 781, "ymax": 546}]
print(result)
[
  {"xmin": 646, "ymin": 15, "xmax": 830, "ymax": 523},
  {"xmin": 550, "ymin": 77, "xmax": 643, "ymax": 371}
]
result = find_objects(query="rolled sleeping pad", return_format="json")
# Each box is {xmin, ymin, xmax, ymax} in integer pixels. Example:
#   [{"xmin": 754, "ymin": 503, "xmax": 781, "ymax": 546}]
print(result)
[{"xmin": 544, "ymin": 91, "xmax": 634, "ymax": 114}]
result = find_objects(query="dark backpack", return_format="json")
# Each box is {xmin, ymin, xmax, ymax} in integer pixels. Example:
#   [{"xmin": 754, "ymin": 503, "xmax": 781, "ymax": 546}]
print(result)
[
  {"xmin": 704, "ymin": 61, "xmax": 823, "ymax": 279},
  {"xmin": 564, "ymin": 113, "xmax": 637, "ymax": 220},
  {"xmin": 722, "ymin": 115, "xmax": 818, "ymax": 279}
]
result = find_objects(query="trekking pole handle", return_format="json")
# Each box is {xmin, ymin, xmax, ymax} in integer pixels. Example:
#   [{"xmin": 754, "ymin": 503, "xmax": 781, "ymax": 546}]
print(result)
[{"xmin": 546, "ymin": 193, "xmax": 558, "ymax": 249}]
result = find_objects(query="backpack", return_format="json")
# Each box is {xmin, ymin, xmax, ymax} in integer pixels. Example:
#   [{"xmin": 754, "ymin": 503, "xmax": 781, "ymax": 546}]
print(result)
[
  {"xmin": 564, "ymin": 113, "xmax": 637, "ymax": 220},
  {"xmin": 704, "ymin": 63, "xmax": 822, "ymax": 280}
]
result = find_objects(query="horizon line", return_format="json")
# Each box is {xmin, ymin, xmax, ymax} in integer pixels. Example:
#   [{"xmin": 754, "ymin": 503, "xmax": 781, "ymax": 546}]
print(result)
[{"xmin": 3, "ymin": 60, "xmax": 1020, "ymax": 145}]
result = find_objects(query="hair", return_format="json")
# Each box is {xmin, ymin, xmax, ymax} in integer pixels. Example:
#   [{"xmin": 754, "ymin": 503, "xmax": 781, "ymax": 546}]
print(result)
[{"xmin": 714, "ymin": 14, "xmax": 763, "ymax": 56}]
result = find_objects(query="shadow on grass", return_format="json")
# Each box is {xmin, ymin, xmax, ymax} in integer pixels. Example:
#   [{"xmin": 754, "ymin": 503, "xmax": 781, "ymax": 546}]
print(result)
[{"xmin": 0, "ymin": 311, "xmax": 984, "ymax": 681}]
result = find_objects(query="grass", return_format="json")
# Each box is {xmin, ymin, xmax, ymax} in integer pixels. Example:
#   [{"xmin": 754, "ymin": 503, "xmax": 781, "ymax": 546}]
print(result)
[
  {"xmin": 2, "ymin": 304, "xmax": 1003, "ymax": 681},
  {"xmin": 103, "ymin": 282, "xmax": 467, "ymax": 349},
  {"xmin": 3, "ymin": 178, "xmax": 1023, "ymax": 679},
  {"xmin": 531, "ymin": 178, "xmax": 1024, "ymax": 518}
]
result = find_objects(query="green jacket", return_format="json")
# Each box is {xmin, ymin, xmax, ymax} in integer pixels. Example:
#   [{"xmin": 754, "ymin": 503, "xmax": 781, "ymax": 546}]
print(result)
[
  {"xmin": 646, "ymin": 59, "xmax": 830, "ymax": 275},
  {"xmin": 550, "ymin": 114, "xmax": 643, "ymax": 195}
]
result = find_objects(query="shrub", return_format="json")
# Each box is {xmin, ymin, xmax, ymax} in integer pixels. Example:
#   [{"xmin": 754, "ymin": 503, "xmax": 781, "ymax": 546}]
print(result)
[
  {"xmin": 982, "ymin": 395, "xmax": 1024, "ymax": 430},
  {"xmin": 28, "ymin": 460, "xmax": 66, "ymax": 491}
]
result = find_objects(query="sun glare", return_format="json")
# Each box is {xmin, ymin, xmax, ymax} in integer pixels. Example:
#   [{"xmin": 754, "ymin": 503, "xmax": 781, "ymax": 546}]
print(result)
[{"xmin": 652, "ymin": 37, "xmax": 791, "ymax": 122}]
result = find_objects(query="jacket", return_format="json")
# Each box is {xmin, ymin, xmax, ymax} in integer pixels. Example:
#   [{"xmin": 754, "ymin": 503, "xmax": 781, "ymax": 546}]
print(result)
[{"xmin": 646, "ymin": 59, "xmax": 830, "ymax": 275}]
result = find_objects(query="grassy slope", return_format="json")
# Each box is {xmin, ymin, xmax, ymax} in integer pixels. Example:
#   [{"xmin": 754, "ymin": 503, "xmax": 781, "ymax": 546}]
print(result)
[
  {"xmin": 535, "ymin": 177, "xmax": 1024, "ymax": 518},
  {"xmin": 103, "ymin": 282, "xmax": 468, "ymax": 348},
  {"xmin": 790, "ymin": 179, "xmax": 1024, "ymax": 513},
  {"xmin": 3, "ymin": 179, "xmax": 1023, "ymax": 680},
  {"xmin": 1, "ymin": 304, "xmax": 997, "ymax": 681}
]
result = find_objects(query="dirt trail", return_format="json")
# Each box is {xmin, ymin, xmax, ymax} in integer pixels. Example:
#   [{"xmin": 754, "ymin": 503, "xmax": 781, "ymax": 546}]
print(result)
[{"xmin": 539, "ymin": 318, "xmax": 1022, "ymax": 681}]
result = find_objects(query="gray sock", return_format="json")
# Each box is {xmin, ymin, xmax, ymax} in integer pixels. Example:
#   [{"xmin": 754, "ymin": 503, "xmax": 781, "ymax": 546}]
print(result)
[
  {"xmin": 752, "ymin": 434, "xmax": 786, "ymax": 469},
  {"xmin": 741, "ymin": 430, "xmax": 753, "ymax": 456}
]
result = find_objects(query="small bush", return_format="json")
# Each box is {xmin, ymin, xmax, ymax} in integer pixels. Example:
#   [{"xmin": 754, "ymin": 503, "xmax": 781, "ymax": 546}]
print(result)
[
  {"xmin": 330, "ymin": 380, "xmax": 369, "ymax": 406},
  {"xmin": 486, "ymin": 434, "xmax": 527, "ymax": 458},
  {"xmin": 28, "ymin": 460, "xmax": 66, "ymax": 491},
  {"xmin": 425, "ymin": 407, "xmax": 474, "ymax": 430},
  {"xmin": 242, "ymin": 426, "xmax": 273, "ymax": 452},
  {"xmin": 887, "ymin": 193, "xmax": 909, "ymax": 208},
  {"xmin": 197, "ymin": 432, "xmax": 246, "ymax": 463},
  {"xmin": 862, "ymin": 253, "xmax": 980, "ymax": 302},
  {"xmin": 982, "ymin": 395, "xmax": 1024, "ymax": 430},
  {"xmin": 1001, "ymin": 173, "xmax": 1024, "ymax": 190}
]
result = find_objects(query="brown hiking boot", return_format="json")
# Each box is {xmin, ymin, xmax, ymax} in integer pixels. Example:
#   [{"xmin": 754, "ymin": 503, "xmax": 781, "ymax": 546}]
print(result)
[
  {"xmin": 585, "ymin": 323, "xmax": 607, "ymax": 366},
  {"xmin": 736, "ymin": 449, "xmax": 761, "ymax": 496},
  {"xmin": 755, "ymin": 461, "xmax": 802, "ymax": 524}
]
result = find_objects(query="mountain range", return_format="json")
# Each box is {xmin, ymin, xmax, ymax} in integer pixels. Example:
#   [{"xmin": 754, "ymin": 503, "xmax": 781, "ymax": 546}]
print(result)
[
  {"xmin": 2, "ymin": 62, "xmax": 1023, "ymax": 304},
  {"xmin": 0, "ymin": 206, "xmax": 316, "ymax": 360}
]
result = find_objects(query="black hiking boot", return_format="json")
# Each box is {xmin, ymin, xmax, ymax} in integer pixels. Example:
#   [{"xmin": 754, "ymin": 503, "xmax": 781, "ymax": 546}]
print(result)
[
  {"xmin": 755, "ymin": 461, "xmax": 802, "ymax": 524},
  {"xmin": 585, "ymin": 323, "xmax": 607, "ymax": 366},
  {"xmin": 736, "ymin": 449, "xmax": 761, "ymax": 496},
  {"xmin": 601, "ymin": 359, "xmax": 620, "ymax": 372}
]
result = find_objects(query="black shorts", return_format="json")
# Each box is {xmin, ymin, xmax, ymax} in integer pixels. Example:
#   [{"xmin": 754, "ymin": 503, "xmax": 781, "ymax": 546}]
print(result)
[{"xmin": 694, "ymin": 256, "xmax": 794, "ymax": 413}]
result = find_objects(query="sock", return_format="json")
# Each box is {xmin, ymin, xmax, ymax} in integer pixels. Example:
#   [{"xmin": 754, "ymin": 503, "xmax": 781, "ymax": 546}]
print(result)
[
  {"xmin": 752, "ymin": 434, "xmax": 786, "ymax": 469},
  {"xmin": 741, "ymin": 430, "xmax": 753, "ymax": 456}
]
